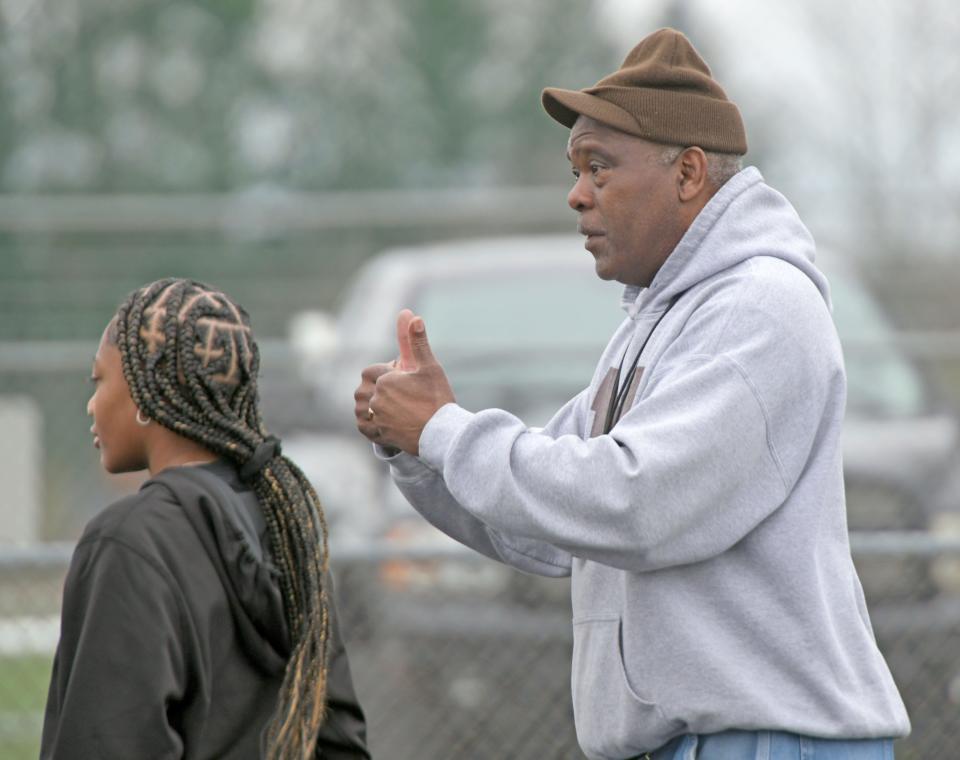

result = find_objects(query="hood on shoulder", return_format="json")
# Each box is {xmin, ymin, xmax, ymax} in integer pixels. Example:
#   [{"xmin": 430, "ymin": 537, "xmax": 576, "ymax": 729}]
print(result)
[
  {"xmin": 622, "ymin": 166, "xmax": 831, "ymax": 317},
  {"xmin": 146, "ymin": 460, "xmax": 290, "ymax": 676}
]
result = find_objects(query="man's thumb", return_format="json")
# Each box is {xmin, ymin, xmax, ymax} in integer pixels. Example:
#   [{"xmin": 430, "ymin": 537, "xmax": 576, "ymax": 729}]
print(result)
[
  {"xmin": 396, "ymin": 309, "xmax": 416, "ymax": 370},
  {"xmin": 408, "ymin": 317, "xmax": 437, "ymax": 365}
]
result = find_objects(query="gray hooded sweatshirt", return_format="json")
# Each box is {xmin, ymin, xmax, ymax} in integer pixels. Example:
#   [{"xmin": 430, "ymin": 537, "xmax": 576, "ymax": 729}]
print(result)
[{"xmin": 378, "ymin": 167, "xmax": 910, "ymax": 759}]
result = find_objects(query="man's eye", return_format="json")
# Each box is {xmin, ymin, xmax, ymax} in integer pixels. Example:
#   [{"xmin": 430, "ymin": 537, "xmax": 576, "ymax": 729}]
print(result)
[
  {"xmin": 571, "ymin": 168, "xmax": 580, "ymax": 179},
  {"xmin": 590, "ymin": 163, "xmax": 604, "ymax": 174}
]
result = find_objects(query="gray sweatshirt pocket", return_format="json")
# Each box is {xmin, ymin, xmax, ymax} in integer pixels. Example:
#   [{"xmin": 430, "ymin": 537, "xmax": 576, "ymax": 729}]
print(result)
[{"xmin": 571, "ymin": 615, "xmax": 678, "ymax": 759}]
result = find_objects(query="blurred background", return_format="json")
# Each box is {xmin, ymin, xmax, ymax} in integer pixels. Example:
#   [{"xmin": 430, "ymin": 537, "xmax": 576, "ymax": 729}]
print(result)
[{"xmin": 1, "ymin": 0, "xmax": 958, "ymax": 757}]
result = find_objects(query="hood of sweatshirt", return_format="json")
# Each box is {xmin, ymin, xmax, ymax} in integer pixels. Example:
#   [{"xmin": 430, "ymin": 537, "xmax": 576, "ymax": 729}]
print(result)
[
  {"xmin": 148, "ymin": 460, "xmax": 290, "ymax": 675},
  {"xmin": 620, "ymin": 166, "xmax": 831, "ymax": 319}
]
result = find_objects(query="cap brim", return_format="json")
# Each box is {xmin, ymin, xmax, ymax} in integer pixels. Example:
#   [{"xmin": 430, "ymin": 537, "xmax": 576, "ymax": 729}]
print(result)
[{"xmin": 541, "ymin": 87, "xmax": 643, "ymax": 136}]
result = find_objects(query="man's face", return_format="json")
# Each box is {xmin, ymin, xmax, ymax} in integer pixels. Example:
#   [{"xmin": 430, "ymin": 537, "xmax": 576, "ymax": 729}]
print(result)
[
  {"xmin": 87, "ymin": 324, "xmax": 149, "ymax": 474},
  {"xmin": 566, "ymin": 116, "xmax": 686, "ymax": 288}
]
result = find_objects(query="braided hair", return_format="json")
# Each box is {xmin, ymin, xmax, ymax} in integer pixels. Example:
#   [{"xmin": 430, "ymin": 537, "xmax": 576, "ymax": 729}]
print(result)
[{"xmin": 112, "ymin": 278, "xmax": 330, "ymax": 759}]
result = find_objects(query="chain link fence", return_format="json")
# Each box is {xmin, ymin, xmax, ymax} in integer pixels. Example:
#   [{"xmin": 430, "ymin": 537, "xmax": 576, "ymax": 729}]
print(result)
[
  {"xmin": 1, "ymin": 328, "xmax": 959, "ymax": 759},
  {"xmin": 2, "ymin": 539, "xmax": 960, "ymax": 759}
]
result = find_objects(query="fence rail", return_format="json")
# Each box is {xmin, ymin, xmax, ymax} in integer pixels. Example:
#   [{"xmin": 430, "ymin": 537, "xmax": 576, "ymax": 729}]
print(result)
[
  {"xmin": 0, "ymin": 187, "xmax": 572, "ymax": 234},
  {"xmin": 4, "ymin": 333, "xmax": 960, "ymax": 373},
  {"xmin": 4, "ymin": 531, "xmax": 960, "ymax": 570},
  {"xmin": 1, "ymin": 540, "xmax": 959, "ymax": 759}
]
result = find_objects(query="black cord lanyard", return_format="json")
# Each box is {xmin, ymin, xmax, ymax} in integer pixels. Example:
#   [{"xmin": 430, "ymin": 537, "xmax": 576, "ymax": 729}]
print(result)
[{"xmin": 602, "ymin": 295, "xmax": 681, "ymax": 435}]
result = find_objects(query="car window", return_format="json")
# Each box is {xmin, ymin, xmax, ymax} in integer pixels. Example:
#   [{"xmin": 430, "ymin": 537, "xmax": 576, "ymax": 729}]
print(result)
[
  {"xmin": 415, "ymin": 271, "xmax": 623, "ymax": 353},
  {"xmin": 409, "ymin": 270, "xmax": 623, "ymax": 425},
  {"xmin": 830, "ymin": 271, "xmax": 926, "ymax": 417}
]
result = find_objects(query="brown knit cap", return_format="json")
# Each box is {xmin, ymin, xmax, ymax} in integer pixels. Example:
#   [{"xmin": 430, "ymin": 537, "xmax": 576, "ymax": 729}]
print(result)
[{"xmin": 542, "ymin": 28, "xmax": 747, "ymax": 155}]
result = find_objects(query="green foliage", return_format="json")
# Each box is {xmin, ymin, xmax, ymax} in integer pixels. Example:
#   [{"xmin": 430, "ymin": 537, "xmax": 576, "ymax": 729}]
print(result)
[
  {"xmin": 0, "ymin": 0, "xmax": 617, "ymax": 193},
  {"xmin": 0, "ymin": 0, "xmax": 617, "ymax": 344}
]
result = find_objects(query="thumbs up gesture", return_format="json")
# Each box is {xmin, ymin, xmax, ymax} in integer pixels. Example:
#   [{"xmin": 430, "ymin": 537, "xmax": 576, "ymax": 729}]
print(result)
[
  {"xmin": 355, "ymin": 309, "xmax": 456, "ymax": 456},
  {"xmin": 394, "ymin": 308, "xmax": 420, "ymax": 371}
]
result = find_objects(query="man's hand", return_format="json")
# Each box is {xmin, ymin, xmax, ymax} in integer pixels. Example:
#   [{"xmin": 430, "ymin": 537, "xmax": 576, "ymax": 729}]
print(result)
[
  {"xmin": 354, "ymin": 362, "xmax": 394, "ymax": 445},
  {"xmin": 361, "ymin": 309, "xmax": 455, "ymax": 456},
  {"xmin": 354, "ymin": 310, "xmax": 419, "ymax": 444}
]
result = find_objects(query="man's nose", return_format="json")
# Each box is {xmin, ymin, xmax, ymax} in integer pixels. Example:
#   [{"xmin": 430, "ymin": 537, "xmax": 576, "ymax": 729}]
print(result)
[
  {"xmin": 86, "ymin": 396, "xmax": 94, "ymax": 417},
  {"xmin": 567, "ymin": 175, "xmax": 593, "ymax": 212}
]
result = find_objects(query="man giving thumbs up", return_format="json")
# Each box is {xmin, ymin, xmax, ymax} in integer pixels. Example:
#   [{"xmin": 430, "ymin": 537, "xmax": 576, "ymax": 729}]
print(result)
[{"xmin": 352, "ymin": 26, "xmax": 907, "ymax": 760}]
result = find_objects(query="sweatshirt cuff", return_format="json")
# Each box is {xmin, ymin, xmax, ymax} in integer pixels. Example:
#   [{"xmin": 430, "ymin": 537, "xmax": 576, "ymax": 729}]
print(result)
[
  {"xmin": 372, "ymin": 443, "xmax": 402, "ymax": 462},
  {"xmin": 419, "ymin": 403, "xmax": 475, "ymax": 473},
  {"xmin": 372, "ymin": 443, "xmax": 429, "ymax": 479}
]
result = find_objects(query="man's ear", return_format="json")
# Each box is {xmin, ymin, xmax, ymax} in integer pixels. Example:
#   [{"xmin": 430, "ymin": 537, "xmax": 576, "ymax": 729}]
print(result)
[{"xmin": 677, "ymin": 146, "xmax": 708, "ymax": 202}]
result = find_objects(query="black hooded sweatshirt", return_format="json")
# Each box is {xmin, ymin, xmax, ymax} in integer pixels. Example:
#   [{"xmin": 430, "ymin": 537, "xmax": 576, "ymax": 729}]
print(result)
[{"xmin": 41, "ymin": 460, "xmax": 370, "ymax": 759}]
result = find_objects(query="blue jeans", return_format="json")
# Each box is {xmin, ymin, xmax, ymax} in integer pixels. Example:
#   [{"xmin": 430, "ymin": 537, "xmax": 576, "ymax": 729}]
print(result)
[{"xmin": 646, "ymin": 730, "xmax": 895, "ymax": 759}]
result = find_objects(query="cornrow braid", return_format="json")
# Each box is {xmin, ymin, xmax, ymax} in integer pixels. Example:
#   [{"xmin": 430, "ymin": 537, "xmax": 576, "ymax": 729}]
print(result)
[{"xmin": 113, "ymin": 278, "xmax": 331, "ymax": 759}]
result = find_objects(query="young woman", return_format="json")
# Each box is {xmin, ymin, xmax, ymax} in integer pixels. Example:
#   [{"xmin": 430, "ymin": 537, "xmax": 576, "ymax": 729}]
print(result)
[{"xmin": 41, "ymin": 279, "xmax": 370, "ymax": 759}]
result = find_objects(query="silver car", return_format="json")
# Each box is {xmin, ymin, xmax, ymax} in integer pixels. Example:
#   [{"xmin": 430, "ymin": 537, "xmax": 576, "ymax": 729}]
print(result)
[
  {"xmin": 285, "ymin": 235, "xmax": 960, "ymax": 759},
  {"xmin": 289, "ymin": 234, "xmax": 959, "ymax": 577}
]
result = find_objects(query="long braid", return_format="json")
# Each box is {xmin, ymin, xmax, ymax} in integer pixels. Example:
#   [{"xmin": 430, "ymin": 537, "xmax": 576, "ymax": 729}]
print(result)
[{"xmin": 114, "ymin": 278, "xmax": 331, "ymax": 759}]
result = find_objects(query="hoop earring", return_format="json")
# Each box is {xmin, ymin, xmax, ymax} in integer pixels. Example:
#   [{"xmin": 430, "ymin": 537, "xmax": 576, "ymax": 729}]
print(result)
[{"xmin": 135, "ymin": 409, "xmax": 151, "ymax": 427}]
